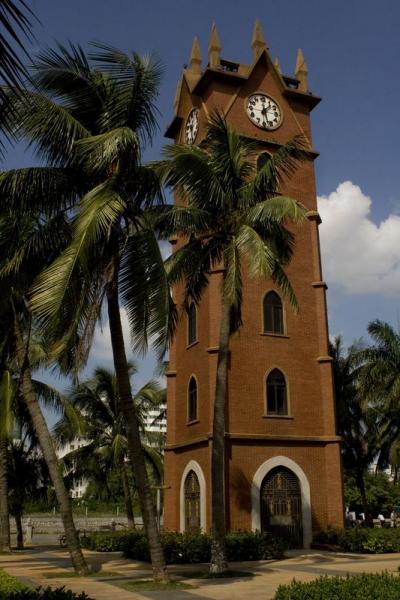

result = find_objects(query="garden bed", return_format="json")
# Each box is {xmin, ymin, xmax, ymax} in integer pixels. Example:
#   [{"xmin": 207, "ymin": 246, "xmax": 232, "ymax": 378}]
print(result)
[{"xmin": 81, "ymin": 530, "xmax": 287, "ymax": 563}]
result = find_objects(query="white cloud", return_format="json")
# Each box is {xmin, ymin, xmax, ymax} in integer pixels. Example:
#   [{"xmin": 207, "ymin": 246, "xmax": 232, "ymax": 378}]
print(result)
[{"xmin": 318, "ymin": 181, "xmax": 400, "ymax": 296}]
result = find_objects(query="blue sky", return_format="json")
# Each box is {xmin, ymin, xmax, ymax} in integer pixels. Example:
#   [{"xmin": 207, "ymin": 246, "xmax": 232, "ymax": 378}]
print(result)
[{"xmin": 6, "ymin": 0, "xmax": 400, "ymax": 400}]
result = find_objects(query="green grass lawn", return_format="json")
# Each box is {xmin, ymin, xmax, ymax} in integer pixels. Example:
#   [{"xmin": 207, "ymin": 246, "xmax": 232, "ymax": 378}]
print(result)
[
  {"xmin": 43, "ymin": 570, "xmax": 121, "ymax": 579},
  {"xmin": 176, "ymin": 569, "xmax": 256, "ymax": 579},
  {"xmin": 113, "ymin": 579, "xmax": 194, "ymax": 592}
]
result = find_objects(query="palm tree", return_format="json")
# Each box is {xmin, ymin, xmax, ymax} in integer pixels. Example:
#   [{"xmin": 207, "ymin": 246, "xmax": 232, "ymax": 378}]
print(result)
[
  {"xmin": 8, "ymin": 439, "xmax": 49, "ymax": 549},
  {"xmin": 330, "ymin": 335, "xmax": 380, "ymax": 517},
  {"xmin": 0, "ymin": 0, "xmax": 35, "ymax": 93},
  {"xmin": 55, "ymin": 366, "xmax": 164, "ymax": 529},
  {"xmin": 155, "ymin": 114, "xmax": 307, "ymax": 573},
  {"xmin": 0, "ymin": 366, "xmax": 13, "ymax": 552},
  {"xmin": 358, "ymin": 320, "xmax": 400, "ymax": 481},
  {"xmin": 1, "ymin": 44, "xmax": 171, "ymax": 580},
  {"xmin": 0, "ymin": 212, "xmax": 89, "ymax": 573}
]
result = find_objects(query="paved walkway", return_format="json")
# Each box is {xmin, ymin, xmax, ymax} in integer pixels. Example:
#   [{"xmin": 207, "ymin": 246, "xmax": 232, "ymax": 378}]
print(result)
[{"xmin": 1, "ymin": 546, "xmax": 400, "ymax": 600}]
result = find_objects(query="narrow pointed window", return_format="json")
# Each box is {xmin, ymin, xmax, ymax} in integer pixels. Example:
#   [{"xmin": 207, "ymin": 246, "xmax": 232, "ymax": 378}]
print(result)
[
  {"xmin": 266, "ymin": 369, "xmax": 288, "ymax": 415},
  {"xmin": 263, "ymin": 291, "xmax": 284, "ymax": 334},
  {"xmin": 187, "ymin": 302, "xmax": 197, "ymax": 345},
  {"xmin": 188, "ymin": 377, "xmax": 198, "ymax": 422},
  {"xmin": 184, "ymin": 470, "xmax": 201, "ymax": 531}
]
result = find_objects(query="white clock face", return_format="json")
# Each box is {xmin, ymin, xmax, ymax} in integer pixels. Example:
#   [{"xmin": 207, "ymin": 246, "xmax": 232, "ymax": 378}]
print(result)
[
  {"xmin": 246, "ymin": 94, "xmax": 282, "ymax": 130},
  {"xmin": 185, "ymin": 108, "xmax": 199, "ymax": 145}
]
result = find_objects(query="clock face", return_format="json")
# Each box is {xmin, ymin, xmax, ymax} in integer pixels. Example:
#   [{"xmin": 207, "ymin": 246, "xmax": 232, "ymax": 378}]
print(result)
[
  {"xmin": 246, "ymin": 94, "xmax": 282, "ymax": 131},
  {"xmin": 185, "ymin": 108, "xmax": 199, "ymax": 145}
]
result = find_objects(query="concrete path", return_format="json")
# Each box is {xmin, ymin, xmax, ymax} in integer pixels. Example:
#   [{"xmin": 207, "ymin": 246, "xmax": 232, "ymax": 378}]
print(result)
[{"xmin": 1, "ymin": 546, "xmax": 399, "ymax": 600}]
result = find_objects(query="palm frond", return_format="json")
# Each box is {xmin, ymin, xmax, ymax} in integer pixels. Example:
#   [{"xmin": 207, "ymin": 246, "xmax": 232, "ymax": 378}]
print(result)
[
  {"xmin": 90, "ymin": 43, "xmax": 163, "ymax": 143},
  {"xmin": 74, "ymin": 127, "xmax": 139, "ymax": 173},
  {"xmin": 0, "ymin": 167, "xmax": 80, "ymax": 215},
  {"xmin": 119, "ymin": 225, "xmax": 175, "ymax": 356}
]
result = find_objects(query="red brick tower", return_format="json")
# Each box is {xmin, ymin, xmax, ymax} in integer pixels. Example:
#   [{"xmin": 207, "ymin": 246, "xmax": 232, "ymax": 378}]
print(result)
[{"xmin": 163, "ymin": 22, "xmax": 344, "ymax": 547}]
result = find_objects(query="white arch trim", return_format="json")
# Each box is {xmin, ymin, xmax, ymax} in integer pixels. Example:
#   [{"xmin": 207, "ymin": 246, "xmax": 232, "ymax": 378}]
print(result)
[
  {"xmin": 251, "ymin": 456, "xmax": 312, "ymax": 548},
  {"xmin": 180, "ymin": 460, "xmax": 206, "ymax": 532}
]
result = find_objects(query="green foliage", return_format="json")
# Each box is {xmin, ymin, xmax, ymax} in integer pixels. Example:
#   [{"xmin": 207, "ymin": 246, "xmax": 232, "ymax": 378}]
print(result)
[
  {"xmin": 314, "ymin": 527, "xmax": 400, "ymax": 553},
  {"xmin": 0, "ymin": 569, "xmax": 26, "ymax": 594},
  {"xmin": 344, "ymin": 471, "xmax": 400, "ymax": 515},
  {"xmin": 2, "ymin": 588, "xmax": 94, "ymax": 600},
  {"xmin": 274, "ymin": 573, "xmax": 400, "ymax": 600},
  {"xmin": 80, "ymin": 530, "xmax": 286, "ymax": 562}
]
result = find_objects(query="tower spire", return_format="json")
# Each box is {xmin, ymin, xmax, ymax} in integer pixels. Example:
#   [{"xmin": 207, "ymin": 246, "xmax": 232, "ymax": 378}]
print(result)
[
  {"xmin": 274, "ymin": 57, "xmax": 282, "ymax": 74},
  {"xmin": 251, "ymin": 20, "xmax": 267, "ymax": 60},
  {"xmin": 188, "ymin": 37, "xmax": 202, "ymax": 75},
  {"xmin": 295, "ymin": 48, "xmax": 308, "ymax": 92},
  {"xmin": 208, "ymin": 23, "xmax": 221, "ymax": 68}
]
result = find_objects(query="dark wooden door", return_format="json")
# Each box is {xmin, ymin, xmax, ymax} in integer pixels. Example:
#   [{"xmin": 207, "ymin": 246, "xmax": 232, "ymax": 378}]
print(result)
[
  {"xmin": 260, "ymin": 467, "xmax": 303, "ymax": 547},
  {"xmin": 184, "ymin": 470, "xmax": 201, "ymax": 531}
]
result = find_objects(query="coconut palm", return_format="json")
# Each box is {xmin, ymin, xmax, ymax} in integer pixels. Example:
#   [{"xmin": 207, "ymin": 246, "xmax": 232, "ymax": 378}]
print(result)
[
  {"xmin": 358, "ymin": 320, "xmax": 400, "ymax": 480},
  {"xmin": 330, "ymin": 335, "xmax": 381, "ymax": 516},
  {"xmin": 0, "ymin": 210, "xmax": 89, "ymax": 572},
  {"xmin": 155, "ymin": 114, "xmax": 307, "ymax": 573},
  {"xmin": 0, "ymin": 365, "xmax": 13, "ymax": 551},
  {"xmin": 0, "ymin": 43, "xmax": 172, "ymax": 580},
  {"xmin": 8, "ymin": 439, "xmax": 49, "ymax": 549},
  {"xmin": 55, "ymin": 366, "xmax": 164, "ymax": 528}
]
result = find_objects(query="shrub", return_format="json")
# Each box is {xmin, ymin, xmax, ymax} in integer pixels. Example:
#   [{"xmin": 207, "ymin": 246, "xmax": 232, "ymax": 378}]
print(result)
[
  {"xmin": 82, "ymin": 530, "xmax": 286, "ymax": 563},
  {"xmin": 0, "ymin": 569, "xmax": 26, "ymax": 595},
  {"xmin": 5, "ymin": 589, "xmax": 94, "ymax": 600},
  {"xmin": 274, "ymin": 573, "xmax": 400, "ymax": 599},
  {"xmin": 314, "ymin": 527, "xmax": 400, "ymax": 553},
  {"xmin": 80, "ymin": 530, "xmax": 139, "ymax": 552}
]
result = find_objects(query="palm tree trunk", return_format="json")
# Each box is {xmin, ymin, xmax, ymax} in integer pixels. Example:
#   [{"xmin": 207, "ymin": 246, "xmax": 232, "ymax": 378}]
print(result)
[
  {"xmin": 356, "ymin": 470, "xmax": 369, "ymax": 524},
  {"xmin": 210, "ymin": 295, "xmax": 230, "ymax": 574},
  {"xmin": 0, "ymin": 440, "xmax": 10, "ymax": 552},
  {"xmin": 14, "ymin": 510, "xmax": 23, "ymax": 550},
  {"xmin": 106, "ymin": 263, "xmax": 168, "ymax": 582},
  {"xmin": 120, "ymin": 459, "xmax": 135, "ymax": 528},
  {"xmin": 13, "ymin": 316, "xmax": 88, "ymax": 574}
]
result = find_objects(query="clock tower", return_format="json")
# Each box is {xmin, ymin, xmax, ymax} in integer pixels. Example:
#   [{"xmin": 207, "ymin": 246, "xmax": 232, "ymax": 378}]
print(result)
[{"xmin": 163, "ymin": 22, "xmax": 344, "ymax": 546}]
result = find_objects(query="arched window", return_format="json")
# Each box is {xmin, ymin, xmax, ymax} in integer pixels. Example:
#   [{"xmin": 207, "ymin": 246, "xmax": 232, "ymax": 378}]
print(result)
[
  {"xmin": 188, "ymin": 377, "xmax": 198, "ymax": 422},
  {"xmin": 266, "ymin": 369, "xmax": 288, "ymax": 415},
  {"xmin": 263, "ymin": 291, "xmax": 284, "ymax": 334},
  {"xmin": 257, "ymin": 152, "xmax": 271, "ymax": 171},
  {"xmin": 184, "ymin": 470, "xmax": 201, "ymax": 531},
  {"xmin": 187, "ymin": 303, "xmax": 197, "ymax": 345}
]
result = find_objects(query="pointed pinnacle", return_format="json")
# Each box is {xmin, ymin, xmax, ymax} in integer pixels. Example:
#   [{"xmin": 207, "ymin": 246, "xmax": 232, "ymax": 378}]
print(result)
[
  {"xmin": 208, "ymin": 22, "xmax": 221, "ymax": 51},
  {"xmin": 188, "ymin": 37, "xmax": 202, "ymax": 73},
  {"xmin": 252, "ymin": 20, "xmax": 266, "ymax": 48},
  {"xmin": 295, "ymin": 48, "xmax": 308, "ymax": 75},
  {"xmin": 252, "ymin": 20, "xmax": 267, "ymax": 60},
  {"xmin": 190, "ymin": 37, "xmax": 201, "ymax": 63},
  {"xmin": 274, "ymin": 57, "xmax": 282, "ymax": 74}
]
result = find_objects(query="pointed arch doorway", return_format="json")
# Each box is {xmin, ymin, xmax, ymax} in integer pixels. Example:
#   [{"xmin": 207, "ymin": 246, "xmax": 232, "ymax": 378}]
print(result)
[
  {"xmin": 260, "ymin": 466, "xmax": 303, "ymax": 547},
  {"xmin": 251, "ymin": 456, "xmax": 312, "ymax": 548}
]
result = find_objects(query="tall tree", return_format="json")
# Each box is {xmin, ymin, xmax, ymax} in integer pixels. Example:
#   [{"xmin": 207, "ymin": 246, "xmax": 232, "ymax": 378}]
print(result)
[
  {"xmin": 155, "ymin": 114, "xmax": 307, "ymax": 573},
  {"xmin": 358, "ymin": 320, "xmax": 400, "ymax": 477},
  {"xmin": 0, "ymin": 211, "xmax": 89, "ymax": 573},
  {"xmin": 330, "ymin": 335, "xmax": 380, "ymax": 517},
  {"xmin": 1, "ymin": 44, "xmax": 171, "ymax": 580},
  {"xmin": 0, "ymin": 368, "xmax": 13, "ymax": 552},
  {"xmin": 8, "ymin": 439, "xmax": 49, "ymax": 549},
  {"xmin": 55, "ymin": 366, "xmax": 164, "ymax": 528}
]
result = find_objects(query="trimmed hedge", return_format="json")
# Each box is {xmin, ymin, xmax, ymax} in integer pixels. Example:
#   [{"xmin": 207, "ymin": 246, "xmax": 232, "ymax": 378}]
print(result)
[
  {"xmin": 81, "ymin": 530, "xmax": 287, "ymax": 563},
  {"xmin": 314, "ymin": 527, "xmax": 400, "ymax": 553},
  {"xmin": 0, "ymin": 569, "xmax": 26, "ymax": 595},
  {"xmin": 4, "ymin": 590, "xmax": 94, "ymax": 600},
  {"xmin": 274, "ymin": 573, "xmax": 400, "ymax": 599}
]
